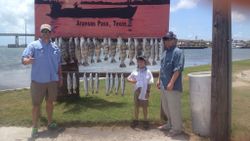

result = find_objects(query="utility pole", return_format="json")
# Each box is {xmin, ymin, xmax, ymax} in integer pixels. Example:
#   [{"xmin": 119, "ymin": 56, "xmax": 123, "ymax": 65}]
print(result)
[{"xmin": 211, "ymin": 0, "xmax": 232, "ymax": 140}]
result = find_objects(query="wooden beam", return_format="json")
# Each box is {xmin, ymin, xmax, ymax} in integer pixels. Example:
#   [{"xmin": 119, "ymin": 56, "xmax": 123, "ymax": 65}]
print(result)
[{"xmin": 211, "ymin": 0, "xmax": 232, "ymax": 141}]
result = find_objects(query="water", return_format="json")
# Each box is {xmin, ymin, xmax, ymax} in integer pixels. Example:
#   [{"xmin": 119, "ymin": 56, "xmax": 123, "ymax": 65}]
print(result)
[{"xmin": 1, "ymin": 47, "xmax": 250, "ymax": 90}]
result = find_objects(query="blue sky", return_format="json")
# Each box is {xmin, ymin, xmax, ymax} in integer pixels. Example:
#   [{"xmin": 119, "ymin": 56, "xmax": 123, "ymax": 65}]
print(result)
[
  {"xmin": 0, "ymin": 0, "xmax": 249, "ymax": 45},
  {"xmin": 170, "ymin": 0, "xmax": 250, "ymax": 41}
]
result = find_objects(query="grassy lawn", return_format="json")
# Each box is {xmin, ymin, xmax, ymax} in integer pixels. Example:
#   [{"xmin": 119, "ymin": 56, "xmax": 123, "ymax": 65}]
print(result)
[{"xmin": 0, "ymin": 60, "xmax": 250, "ymax": 140}]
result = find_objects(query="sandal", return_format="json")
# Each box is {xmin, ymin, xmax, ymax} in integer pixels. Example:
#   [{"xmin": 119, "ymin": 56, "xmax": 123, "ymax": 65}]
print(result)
[
  {"xmin": 143, "ymin": 121, "xmax": 150, "ymax": 130},
  {"xmin": 130, "ymin": 120, "xmax": 139, "ymax": 128}
]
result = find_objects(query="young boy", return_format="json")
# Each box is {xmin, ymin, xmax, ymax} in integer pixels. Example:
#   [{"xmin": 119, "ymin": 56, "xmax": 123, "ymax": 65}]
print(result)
[{"xmin": 127, "ymin": 55, "xmax": 154, "ymax": 129}]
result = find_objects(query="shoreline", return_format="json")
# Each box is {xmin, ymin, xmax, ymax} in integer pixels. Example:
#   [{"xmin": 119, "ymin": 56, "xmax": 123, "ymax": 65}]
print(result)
[{"xmin": 1, "ymin": 60, "xmax": 250, "ymax": 92}]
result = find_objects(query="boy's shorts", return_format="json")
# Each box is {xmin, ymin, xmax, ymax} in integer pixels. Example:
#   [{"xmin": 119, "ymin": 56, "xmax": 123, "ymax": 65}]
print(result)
[
  {"xmin": 31, "ymin": 81, "xmax": 58, "ymax": 106},
  {"xmin": 134, "ymin": 88, "xmax": 148, "ymax": 108}
]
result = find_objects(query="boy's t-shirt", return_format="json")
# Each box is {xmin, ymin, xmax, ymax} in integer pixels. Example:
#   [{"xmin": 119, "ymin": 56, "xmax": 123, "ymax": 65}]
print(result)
[{"xmin": 128, "ymin": 68, "xmax": 154, "ymax": 100}]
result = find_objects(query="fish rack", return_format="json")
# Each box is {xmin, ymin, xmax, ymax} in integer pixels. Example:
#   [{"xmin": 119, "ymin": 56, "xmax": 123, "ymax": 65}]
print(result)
[
  {"xmin": 58, "ymin": 71, "xmax": 159, "ymax": 100},
  {"xmin": 56, "ymin": 36, "xmax": 162, "ymax": 100},
  {"xmin": 76, "ymin": 72, "xmax": 159, "ymax": 78}
]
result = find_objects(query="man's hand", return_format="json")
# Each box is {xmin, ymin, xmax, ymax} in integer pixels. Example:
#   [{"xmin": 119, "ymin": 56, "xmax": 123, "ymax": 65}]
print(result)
[
  {"xmin": 166, "ymin": 82, "xmax": 174, "ymax": 91},
  {"xmin": 23, "ymin": 56, "xmax": 35, "ymax": 65}
]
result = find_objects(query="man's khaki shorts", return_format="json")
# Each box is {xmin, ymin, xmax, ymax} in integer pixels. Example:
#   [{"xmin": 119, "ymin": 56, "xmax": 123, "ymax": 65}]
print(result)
[{"xmin": 31, "ymin": 81, "xmax": 58, "ymax": 106}]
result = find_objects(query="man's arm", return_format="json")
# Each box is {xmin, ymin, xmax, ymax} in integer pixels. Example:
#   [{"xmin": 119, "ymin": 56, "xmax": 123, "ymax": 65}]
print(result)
[
  {"xmin": 166, "ymin": 71, "xmax": 180, "ymax": 91},
  {"xmin": 21, "ymin": 44, "xmax": 34, "ymax": 65}
]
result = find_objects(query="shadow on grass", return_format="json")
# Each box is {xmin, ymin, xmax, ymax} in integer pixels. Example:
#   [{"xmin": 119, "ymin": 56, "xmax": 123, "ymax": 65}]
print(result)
[{"xmin": 56, "ymin": 96, "xmax": 127, "ymax": 114}]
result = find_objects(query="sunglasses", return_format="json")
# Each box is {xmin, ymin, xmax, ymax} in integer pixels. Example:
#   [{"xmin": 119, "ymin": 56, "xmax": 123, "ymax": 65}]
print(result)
[{"xmin": 41, "ymin": 30, "xmax": 51, "ymax": 34}]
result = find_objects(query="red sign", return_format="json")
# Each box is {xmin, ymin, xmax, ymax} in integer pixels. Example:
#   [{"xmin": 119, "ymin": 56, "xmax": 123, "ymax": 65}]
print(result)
[{"xmin": 35, "ymin": 0, "xmax": 170, "ymax": 38}]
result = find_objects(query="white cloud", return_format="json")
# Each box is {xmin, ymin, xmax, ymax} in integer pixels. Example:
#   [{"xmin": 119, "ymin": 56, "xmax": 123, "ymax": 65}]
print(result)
[
  {"xmin": 171, "ymin": 0, "xmax": 200, "ymax": 12},
  {"xmin": 232, "ymin": 11, "xmax": 247, "ymax": 23},
  {"xmin": 232, "ymin": 31, "xmax": 244, "ymax": 40},
  {"xmin": 0, "ymin": 0, "xmax": 34, "ymax": 33}
]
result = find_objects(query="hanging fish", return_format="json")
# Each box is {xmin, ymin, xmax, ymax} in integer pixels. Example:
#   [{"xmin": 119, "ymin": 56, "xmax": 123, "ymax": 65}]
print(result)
[
  {"xmin": 143, "ymin": 38, "xmax": 151, "ymax": 65},
  {"xmin": 59, "ymin": 37, "xmax": 69, "ymax": 65},
  {"xmin": 105, "ymin": 72, "xmax": 110, "ymax": 96},
  {"xmin": 69, "ymin": 37, "xmax": 76, "ymax": 64},
  {"xmin": 80, "ymin": 37, "xmax": 86, "ymax": 65},
  {"xmin": 159, "ymin": 38, "xmax": 164, "ymax": 57},
  {"xmin": 83, "ymin": 37, "xmax": 89, "ymax": 66},
  {"xmin": 95, "ymin": 73, "xmax": 99, "ymax": 94},
  {"xmin": 88, "ymin": 38, "xmax": 95, "ymax": 63},
  {"xmin": 89, "ymin": 73, "xmax": 94, "ymax": 94},
  {"xmin": 102, "ymin": 38, "xmax": 109, "ymax": 61},
  {"xmin": 121, "ymin": 73, "xmax": 125, "ymax": 96},
  {"xmin": 135, "ymin": 38, "xmax": 143, "ymax": 56},
  {"xmin": 128, "ymin": 38, "xmax": 135, "ymax": 65},
  {"xmin": 93, "ymin": 38, "xmax": 102, "ymax": 63},
  {"xmin": 83, "ymin": 73, "xmax": 89, "ymax": 96},
  {"xmin": 54, "ymin": 38, "xmax": 59, "ymax": 46},
  {"xmin": 155, "ymin": 38, "xmax": 160, "ymax": 61},
  {"xmin": 134, "ymin": 38, "xmax": 139, "ymax": 57},
  {"xmin": 67, "ymin": 73, "xmax": 72, "ymax": 94},
  {"xmin": 109, "ymin": 38, "xmax": 117, "ymax": 63},
  {"xmin": 72, "ymin": 72, "xmax": 77, "ymax": 94},
  {"xmin": 109, "ymin": 73, "xmax": 114, "ymax": 93},
  {"xmin": 151, "ymin": 38, "xmax": 157, "ymax": 65},
  {"xmin": 117, "ymin": 37, "xmax": 127, "ymax": 68},
  {"xmin": 114, "ymin": 73, "xmax": 120, "ymax": 95},
  {"xmin": 74, "ymin": 37, "xmax": 81, "ymax": 64}
]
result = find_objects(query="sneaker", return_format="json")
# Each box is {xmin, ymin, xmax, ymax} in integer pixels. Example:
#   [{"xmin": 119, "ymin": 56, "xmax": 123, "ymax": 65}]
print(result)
[
  {"xmin": 168, "ymin": 129, "xmax": 182, "ymax": 137},
  {"xmin": 158, "ymin": 123, "xmax": 171, "ymax": 131},
  {"xmin": 31, "ymin": 128, "xmax": 39, "ymax": 138},
  {"xmin": 130, "ymin": 120, "xmax": 139, "ymax": 128},
  {"xmin": 48, "ymin": 122, "xmax": 65, "ymax": 132},
  {"xmin": 143, "ymin": 121, "xmax": 149, "ymax": 130}
]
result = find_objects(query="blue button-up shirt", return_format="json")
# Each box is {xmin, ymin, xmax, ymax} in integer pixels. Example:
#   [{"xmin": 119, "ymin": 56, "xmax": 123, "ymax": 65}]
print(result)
[
  {"xmin": 22, "ymin": 39, "xmax": 61, "ymax": 83},
  {"xmin": 160, "ymin": 46, "xmax": 185, "ymax": 92}
]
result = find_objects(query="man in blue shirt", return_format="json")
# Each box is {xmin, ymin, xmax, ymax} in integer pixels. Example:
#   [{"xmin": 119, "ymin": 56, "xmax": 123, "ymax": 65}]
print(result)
[
  {"xmin": 156, "ymin": 31, "xmax": 185, "ymax": 137},
  {"xmin": 22, "ymin": 24, "xmax": 62, "ymax": 138}
]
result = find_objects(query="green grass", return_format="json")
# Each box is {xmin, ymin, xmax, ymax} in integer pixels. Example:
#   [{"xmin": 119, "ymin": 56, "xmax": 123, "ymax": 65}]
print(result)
[{"xmin": 0, "ymin": 59, "xmax": 250, "ymax": 140}]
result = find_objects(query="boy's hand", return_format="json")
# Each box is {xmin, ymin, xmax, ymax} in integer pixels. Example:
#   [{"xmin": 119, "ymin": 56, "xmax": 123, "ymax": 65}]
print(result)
[
  {"xmin": 156, "ymin": 79, "xmax": 160, "ymax": 89},
  {"xmin": 127, "ymin": 78, "xmax": 137, "ymax": 84}
]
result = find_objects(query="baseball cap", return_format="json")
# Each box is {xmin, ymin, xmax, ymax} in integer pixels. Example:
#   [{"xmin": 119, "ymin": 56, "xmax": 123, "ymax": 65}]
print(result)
[
  {"xmin": 163, "ymin": 31, "xmax": 177, "ymax": 40},
  {"xmin": 136, "ymin": 55, "xmax": 146, "ymax": 61},
  {"xmin": 40, "ymin": 24, "xmax": 52, "ymax": 32}
]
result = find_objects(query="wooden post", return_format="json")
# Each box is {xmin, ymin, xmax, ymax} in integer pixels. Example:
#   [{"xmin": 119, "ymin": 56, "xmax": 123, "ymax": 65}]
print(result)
[{"xmin": 211, "ymin": 0, "xmax": 232, "ymax": 141}]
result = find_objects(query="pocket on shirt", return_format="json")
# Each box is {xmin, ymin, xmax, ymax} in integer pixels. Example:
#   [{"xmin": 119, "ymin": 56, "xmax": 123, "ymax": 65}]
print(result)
[{"xmin": 36, "ymin": 49, "xmax": 45, "ymax": 58}]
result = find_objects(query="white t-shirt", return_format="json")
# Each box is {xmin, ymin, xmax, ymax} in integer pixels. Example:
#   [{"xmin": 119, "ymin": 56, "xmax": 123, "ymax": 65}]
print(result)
[{"xmin": 128, "ymin": 68, "xmax": 154, "ymax": 100}]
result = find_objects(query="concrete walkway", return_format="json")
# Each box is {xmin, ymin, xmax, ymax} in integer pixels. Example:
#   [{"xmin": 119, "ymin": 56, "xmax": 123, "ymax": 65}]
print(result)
[{"xmin": 0, "ymin": 126, "xmax": 191, "ymax": 141}]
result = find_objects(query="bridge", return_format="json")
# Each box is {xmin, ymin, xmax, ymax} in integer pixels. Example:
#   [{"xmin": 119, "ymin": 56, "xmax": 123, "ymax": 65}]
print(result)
[{"xmin": 0, "ymin": 33, "xmax": 35, "ymax": 48}]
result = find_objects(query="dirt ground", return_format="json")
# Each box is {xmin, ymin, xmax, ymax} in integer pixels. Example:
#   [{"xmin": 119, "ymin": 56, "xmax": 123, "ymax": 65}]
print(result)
[
  {"xmin": 233, "ymin": 70, "xmax": 250, "ymax": 87},
  {"xmin": 1, "ymin": 70, "xmax": 249, "ymax": 141}
]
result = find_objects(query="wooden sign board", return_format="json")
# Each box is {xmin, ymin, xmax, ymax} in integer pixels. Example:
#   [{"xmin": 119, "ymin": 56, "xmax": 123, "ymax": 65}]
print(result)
[{"xmin": 35, "ymin": 0, "xmax": 170, "ymax": 38}]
